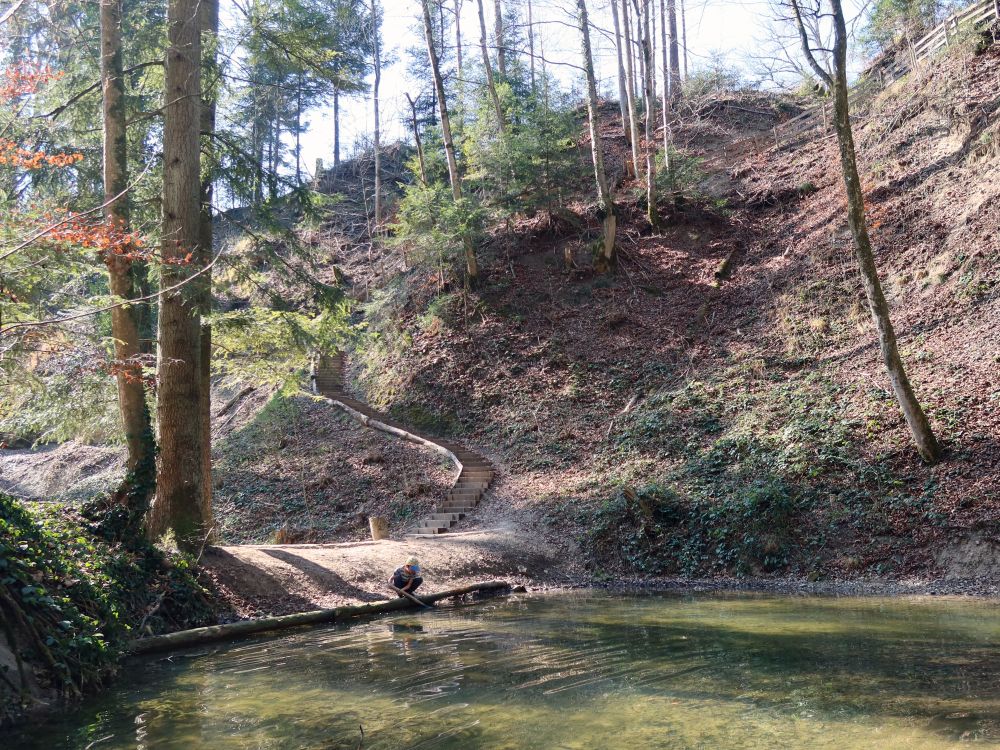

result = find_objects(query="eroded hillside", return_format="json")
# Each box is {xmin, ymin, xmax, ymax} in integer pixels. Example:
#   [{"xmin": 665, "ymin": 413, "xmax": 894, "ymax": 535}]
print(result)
[{"xmin": 337, "ymin": 42, "xmax": 1000, "ymax": 580}]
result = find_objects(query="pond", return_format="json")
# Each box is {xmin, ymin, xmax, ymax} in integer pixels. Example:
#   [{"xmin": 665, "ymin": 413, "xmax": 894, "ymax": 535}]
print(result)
[{"xmin": 5, "ymin": 590, "xmax": 1000, "ymax": 749}]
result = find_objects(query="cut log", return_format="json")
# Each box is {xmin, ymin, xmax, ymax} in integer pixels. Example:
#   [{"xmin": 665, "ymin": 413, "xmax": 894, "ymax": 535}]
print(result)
[
  {"xmin": 712, "ymin": 245, "xmax": 741, "ymax": 287},
  {"xmin": 130, "ymin": 581, "xmax": 511, "ymax": 655},
  {"xmin": 368, "ymin": 516, "xmax": 389, "ymax": 541}
]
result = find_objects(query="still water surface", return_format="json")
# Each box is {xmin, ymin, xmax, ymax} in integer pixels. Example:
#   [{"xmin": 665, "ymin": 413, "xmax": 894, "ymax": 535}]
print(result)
[{"xmin": 7, "ymin": 590, "xmax": 1000, "ymax": 749}]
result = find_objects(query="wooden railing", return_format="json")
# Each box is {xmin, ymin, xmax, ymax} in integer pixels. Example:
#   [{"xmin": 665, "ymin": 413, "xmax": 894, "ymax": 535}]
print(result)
[
  {"xmin": 736, "ymin": 0, "xmax": 998, "ymax": 153},
  {"xmin": 875, "ymin": 0, "xmax": 997, "ymax": 82}
]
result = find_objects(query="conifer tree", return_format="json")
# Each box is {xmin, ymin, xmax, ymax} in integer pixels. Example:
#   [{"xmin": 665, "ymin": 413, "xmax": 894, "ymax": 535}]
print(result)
[
  {"xmin": 100, "ymin": 0, "xmax": 152, "ymax": 484},
  {"xmin": 153, "ymin": 0, "xmax": 210, "ymax": 549}
]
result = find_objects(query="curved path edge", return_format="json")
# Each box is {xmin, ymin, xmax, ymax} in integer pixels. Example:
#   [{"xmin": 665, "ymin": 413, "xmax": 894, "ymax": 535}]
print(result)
[{"xmin": 309, "ymin": 352, "xmax": 494, "ymax": 536}]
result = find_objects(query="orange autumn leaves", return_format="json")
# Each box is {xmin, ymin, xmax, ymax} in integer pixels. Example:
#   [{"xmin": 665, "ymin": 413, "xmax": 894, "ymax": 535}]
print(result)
[
  {"xmin": 0, "ymin": 139, "xmax": 84, "ymax": 169},
  {"xmin": 2, "ymin": 63, "xmax": 150, "ymax": 263},
  {"xmin": 41, "ymin": 215, "xmax": 149, "ymax": 263},
  {"xmin": 2, "ymin": 64, "xmax": 84, "ymax": 169},
  {"xmin": 1, "ymin": 63, "xmax": 62, "ymax": 100}
]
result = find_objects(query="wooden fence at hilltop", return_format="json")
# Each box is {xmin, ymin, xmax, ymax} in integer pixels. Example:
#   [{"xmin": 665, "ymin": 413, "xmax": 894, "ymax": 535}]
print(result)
[{"xmin": 745, "ymin": 0, "xmax": 998, "ymax": 152}]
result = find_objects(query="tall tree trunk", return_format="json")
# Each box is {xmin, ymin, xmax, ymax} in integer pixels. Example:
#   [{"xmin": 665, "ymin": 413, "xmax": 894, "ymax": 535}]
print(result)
[
  {"xmin": 101, "ymin": 0, "xmax": 152, "ymax": 483},
  {"xmin": 198, "ymin": 0, "xmax": 218, "ymax": 533},
  {"xmin": 421, "ymin": 0, "xmax": 478, "ymax": 284},
  {"xmin": 633, "ymin": 0, "xmax": 645, "ymax": 111},
  {"xmin": 405, "ymin": 93, "xmax": 427, "ymax": 185},
  {"xmin": 576, "ymin": 0, "xmax": 616, "ymax": 273},
  {"xmin": 620, "ymin": 0, "xmax": 641, "ymax": 178},
  {"xmin": 333, "ymin": 90, "xmax": 340, "ymax": 167},
  {"xmin": 680, "ymin": 0, "xmax": 687, "ymax": 79},
  {"xmin": 371, "ymin": 0, "xmax": 382, "ymax": 231},
  {"xmin": 650, "ymin": 0, "xmax": 656, "ymax": 101},
  {"xmin": 493, "ymin": 0, "xmax": 505, "ymax": 79},
  {"xmin": 252, "ymin": 119, "xmax": 263, "ymax": 203},
  {"xmin": 527, "ymin": 0, "xmax": 535, "ymax": 90},
  {"xmin": 268, "ymin": 119, "xmax": 281, "ymax": 201},
  {"xmin": 791, "ymin": 0, "xmax": 940, "ymax": 464},
  {"xmin": 641, "ymin": 0, "xmax": 658, "ymax": 227},
  {"xmin": 666, "ymin": 0, "xmax": 680, "ymax": 99},
  {"xmin": 455, "ymin": 0, "xmax": 464, "ymax": 82},
  {"xmin": 153, "ymin": 0, "xmax": 208, "ymax": 549},
  {"xmin": 610, "ymin": 0, "xmax": 630, "ymax": 143},
  {"xmin": 659, "ymin": 0, "xmax": 671, "ymax": 158},
  {"xmin": 295, "ymin": 71, "xmax": 302, "ymax": 185},
  {"xmin": 476, "ymin": 0, "xmax": 505, "ymax": 130}
]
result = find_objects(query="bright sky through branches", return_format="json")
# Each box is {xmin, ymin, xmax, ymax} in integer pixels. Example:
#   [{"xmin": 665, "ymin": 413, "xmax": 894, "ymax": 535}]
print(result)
[{"xmin": 284, "ymin": 0, "xmax": 866, "ymax": 177}]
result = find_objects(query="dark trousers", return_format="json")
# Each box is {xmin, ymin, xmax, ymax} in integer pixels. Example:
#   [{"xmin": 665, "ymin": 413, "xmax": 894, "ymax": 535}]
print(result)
[{"xmin": 392, "ymin": 575, "xmax": 423, "ymax": 594}]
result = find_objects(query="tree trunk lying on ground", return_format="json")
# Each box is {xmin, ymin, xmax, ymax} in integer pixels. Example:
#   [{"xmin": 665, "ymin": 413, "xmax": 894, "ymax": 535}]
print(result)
[{"xmin": 129, "ymin": 581, "xmax": 511, "ymax": 655}]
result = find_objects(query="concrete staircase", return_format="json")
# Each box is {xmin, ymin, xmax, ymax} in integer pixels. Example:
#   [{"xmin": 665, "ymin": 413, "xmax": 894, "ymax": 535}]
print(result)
[{"xmin": 311, "ymin": 353, "xmax": 493, "ymax": 536}]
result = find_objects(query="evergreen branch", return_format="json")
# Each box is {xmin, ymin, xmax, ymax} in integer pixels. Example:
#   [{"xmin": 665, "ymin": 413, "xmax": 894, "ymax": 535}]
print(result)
[{"xmin": 40, "ymin": 61, "xmax": 164, "ymax": 120}]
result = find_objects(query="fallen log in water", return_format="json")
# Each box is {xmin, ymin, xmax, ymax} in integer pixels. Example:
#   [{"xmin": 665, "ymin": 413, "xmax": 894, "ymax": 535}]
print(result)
[{"xmin": 129, "ymin": 581, "xmax": 511, "ymax": 655}]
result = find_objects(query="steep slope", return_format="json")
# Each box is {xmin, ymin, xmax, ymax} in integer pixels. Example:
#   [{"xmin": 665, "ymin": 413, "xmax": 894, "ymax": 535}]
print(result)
[{"xmin": 341, "ymin": 42, "xmax": 1000, "ymax": 580}]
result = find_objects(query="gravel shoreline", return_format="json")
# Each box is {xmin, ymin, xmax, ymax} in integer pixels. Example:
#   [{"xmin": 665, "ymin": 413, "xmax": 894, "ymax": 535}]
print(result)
[{"xmin": 529, "ymin": 575, "xmax": 1000, "ymax": 599}]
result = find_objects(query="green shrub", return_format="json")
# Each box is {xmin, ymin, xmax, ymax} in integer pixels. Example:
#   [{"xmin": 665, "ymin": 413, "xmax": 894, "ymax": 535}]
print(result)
[
  {"xmin": 391, "ymin": 181, "xmax": 484, "ymax": 280},
  {"xmin": 656, "ymin": 146, "xmax": 706, "ymax": 201},
  {"xmin": 0, "ymin": 494, "xmax": 213, "ymax": 724}
]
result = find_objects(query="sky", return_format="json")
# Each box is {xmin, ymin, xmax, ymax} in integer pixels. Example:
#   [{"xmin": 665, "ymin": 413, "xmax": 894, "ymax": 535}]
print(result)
[{"xmin": 277, "ymin": 0, "xmax": 868, "ymax": 179}]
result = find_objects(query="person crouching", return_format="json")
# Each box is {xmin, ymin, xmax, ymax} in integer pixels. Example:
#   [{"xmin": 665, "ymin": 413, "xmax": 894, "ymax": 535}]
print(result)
[{"xmin": 390, "ymin": 556, "xmax": 423, "ymax": 596}]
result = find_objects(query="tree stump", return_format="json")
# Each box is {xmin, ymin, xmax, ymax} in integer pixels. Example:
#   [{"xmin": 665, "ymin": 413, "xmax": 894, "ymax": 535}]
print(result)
[{"xmin": 368, "ymin": 516, "xmax": 389, "ymax": 541}]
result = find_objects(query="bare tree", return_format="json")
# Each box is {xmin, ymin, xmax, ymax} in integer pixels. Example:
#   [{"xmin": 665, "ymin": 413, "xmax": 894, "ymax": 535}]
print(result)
[
  {"xmin": 680, "ymin": 0, "xmax": 687, "ymax": 79},
  {"xmin": 494, "ymin": 0, "xmax": 506, "ymax": 78},
  {"xmin": 371, "ymin": 0, "xmax": 382, "ymax": 231},
  {"xmin": 476, "ymin": 0, "xmax": 506, "ymax": 130},
  {"xmin": 659, "ymin": 0, "xmax": 671, "ymax": 157},
  {"xmin": 333, "ymin": 91, "xmax": 340, "ymax": 166},
  {"xmin": 610, "ymin": 0, "xmax": 631, "ymax": 144},
  {"xmin": 620, "ymin": 0, "xmax": 642, "ymax": 178},
  {"xmin": 526, "ymin": 0, "xmax": 536, "ymax": 90},
  {"xmin": 421, "ymin": 0, "xmax": 479, "ymax": 284},
  {"xmin": 666, "ymin": 0, "xmax": 681, "ymax": 98},
  {"xmin": 405, "ymin": 93, "xmax": 427, "ymax": 185},
  {"xmin": 640, "ymin": 0, "xmax": 658, "ymax": 227},
  {"xmin": 789, "ymin": 0, "xmax": 941, "ymax": 463},
  {"xmin": 576, "ymin": 0, "xmax": 617, "ymax": 272},
  {"xmin": 455, "ymin": 0, "xmax": 464, "ymax": 81},
  {"xmin": 632, "ymin": 0, "xmax": 646, "ymax": 110}
]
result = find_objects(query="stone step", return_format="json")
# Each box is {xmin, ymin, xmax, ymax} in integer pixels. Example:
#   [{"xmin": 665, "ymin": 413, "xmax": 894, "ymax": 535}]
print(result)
[
  {"xmin": 454, "ymin": 481, "xmax": 489, "ymax": 490},
  {"xmin": 413, "ymin": 527, "xmax": 448, "ymax": 535},
  {"xmin": 419, "ymin": 522, "xmax": 454, "ymax": 532},
  {"xmin": 427, "ymin": 512, "xmax": 465, "ymax": 522},
  {"xmin": 447, "ymin": 494, "xmax": 481, "ymax": 503},
  {"xmin": 439, "ymin": 505, "xmax": 477, "ymax": 513}
]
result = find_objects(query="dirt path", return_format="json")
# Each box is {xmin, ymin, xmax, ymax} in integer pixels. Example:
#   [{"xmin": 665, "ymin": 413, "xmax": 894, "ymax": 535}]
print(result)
[{"xmin": 203, "ymin": 517, "xmax": 577, "ymax": 617}]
